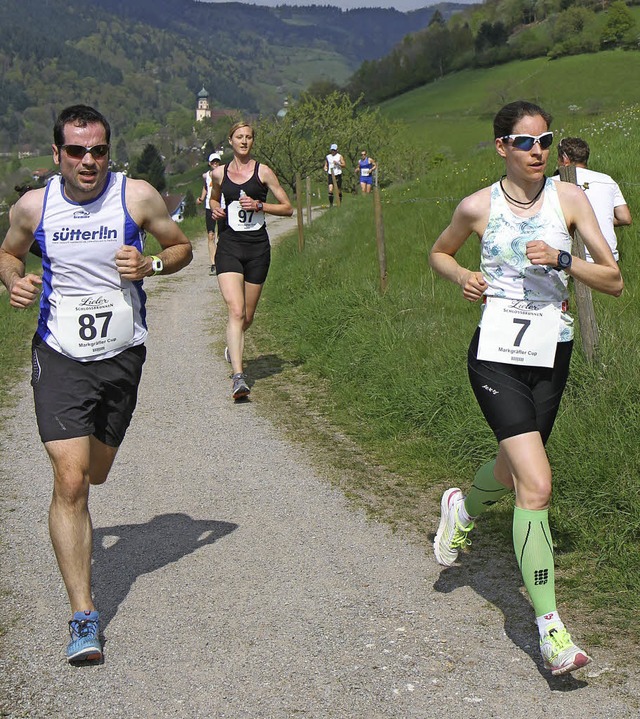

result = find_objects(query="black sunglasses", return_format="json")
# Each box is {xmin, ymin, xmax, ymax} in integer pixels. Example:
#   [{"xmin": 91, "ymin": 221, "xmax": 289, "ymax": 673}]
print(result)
[
  {"xmin": 58, "ymin": 144, "xmax": 110, "ymax": 159},
  {"xmin": 501, "ymin": 132, "xmax": 554, "ymax": 151}
]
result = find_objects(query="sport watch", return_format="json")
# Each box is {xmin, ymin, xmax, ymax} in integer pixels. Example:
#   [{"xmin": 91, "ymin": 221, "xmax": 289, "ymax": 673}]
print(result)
[
  {"xmin": 555, "ymin": 250, "xmax": 572, "ymax": 272},
  {"xmin": 151, "ymin": 255, "xmax": 163, "ymax": 275},
  {"xmin": 255, "ymin": 201, "xmax": 264, "ymax": 212}
]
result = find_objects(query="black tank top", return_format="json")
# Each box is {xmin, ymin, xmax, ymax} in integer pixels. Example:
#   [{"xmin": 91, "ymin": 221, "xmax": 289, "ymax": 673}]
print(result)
[{"xmin": 219, "ymin": 162, "xmax": 269, "ymax": 243}]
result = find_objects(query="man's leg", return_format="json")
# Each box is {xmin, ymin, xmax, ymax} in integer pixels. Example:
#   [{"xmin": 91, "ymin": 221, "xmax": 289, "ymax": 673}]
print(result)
[
  {"xmin": 207, "ymin": 230, "xmax": 217, "ymax": 274},
  {"xmin": 46, "ymin": 435, "xmax": 118, "ymax": 612}
]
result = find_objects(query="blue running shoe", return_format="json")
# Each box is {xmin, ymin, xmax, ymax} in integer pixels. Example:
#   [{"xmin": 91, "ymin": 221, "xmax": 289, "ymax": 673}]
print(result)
[{"xmin": 67, "ymin": 610, "xmax": 102, "ymax": 663}]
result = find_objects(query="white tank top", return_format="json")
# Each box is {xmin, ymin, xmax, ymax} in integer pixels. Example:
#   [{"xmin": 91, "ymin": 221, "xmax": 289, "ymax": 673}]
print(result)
[
  {"xmin": 33, "ymin": 172, "xmax": 148, "ymax": 360},
  {"xmin": 480, "ymin": 178, "xmax": 574, "ymax": 341}
]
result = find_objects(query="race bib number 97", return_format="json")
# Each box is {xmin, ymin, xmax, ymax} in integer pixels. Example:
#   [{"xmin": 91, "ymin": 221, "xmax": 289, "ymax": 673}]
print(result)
[
  {"xmin": 56, "ymin": 289, "xmax": 134, "ymax": 359},
  {"xmin": 227, "ymin": 201, "xmax": 265, "ymax": 232},
  {"xmin": 477, "ymin": 297, "xmax": 561, "ymax": 368}
]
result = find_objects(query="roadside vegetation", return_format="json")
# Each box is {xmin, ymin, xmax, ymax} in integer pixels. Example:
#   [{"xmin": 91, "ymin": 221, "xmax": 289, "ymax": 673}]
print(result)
[{"xmin": 246, "ymin": 57, "xmax": 640, "ymax": 644}]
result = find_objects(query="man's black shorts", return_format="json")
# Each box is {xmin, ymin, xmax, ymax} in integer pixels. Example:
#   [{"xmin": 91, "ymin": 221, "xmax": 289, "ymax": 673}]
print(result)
[
  {"xmin": 205, "ymin": 208, "xmax": 217, "ymax": 234},
  {"xmin": 31, "ymin": 334, "xmax": 146, "ymax": 446}
]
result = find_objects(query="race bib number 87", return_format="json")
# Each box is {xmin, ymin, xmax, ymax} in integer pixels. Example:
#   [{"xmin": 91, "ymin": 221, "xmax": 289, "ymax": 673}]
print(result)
[
  {"xmin": 56, "ymin": 289, "xmax": 134, "ymax": 358},
  {"xmin": 477, "ymin": 297, "xmax": 561, "ymax": 368}
]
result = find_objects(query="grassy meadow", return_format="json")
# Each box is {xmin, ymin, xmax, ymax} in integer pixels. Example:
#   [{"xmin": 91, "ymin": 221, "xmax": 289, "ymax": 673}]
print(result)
[{"xmin": 248, "ymin": 54, "xmax": 640, "ymax": 641}]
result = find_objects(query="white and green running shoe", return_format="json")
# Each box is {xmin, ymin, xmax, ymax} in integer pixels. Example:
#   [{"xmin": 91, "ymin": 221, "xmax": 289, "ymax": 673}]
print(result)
[
  {"xmin": 433, "ymin": 488, "xmax": 474, "ymax": 567},
  {"xmin": 540, "ymin": 625, "xmax": 591, "ymax": 676}
]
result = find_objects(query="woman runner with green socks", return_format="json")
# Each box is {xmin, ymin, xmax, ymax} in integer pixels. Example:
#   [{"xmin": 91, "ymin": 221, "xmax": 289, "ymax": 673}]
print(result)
[{"xmin": 429, "ymin": 100, "xmax": 623, "ymax": 676}]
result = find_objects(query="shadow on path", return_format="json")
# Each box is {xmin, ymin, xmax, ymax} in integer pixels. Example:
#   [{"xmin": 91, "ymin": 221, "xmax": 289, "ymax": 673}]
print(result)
[
  {"xmin": 245, "ymin": 353, "xmax": 300, "ymax": 382},
  {"xmin": 432, "ymin": 537, "xmax": 588, "ymax": 692},
  {"xmin": 92, "ymin": 513, "xmax": 238, "ymax": 630}
]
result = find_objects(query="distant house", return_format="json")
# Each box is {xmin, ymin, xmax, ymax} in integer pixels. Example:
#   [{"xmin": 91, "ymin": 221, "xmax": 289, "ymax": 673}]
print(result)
[
  {"xmin": 162, "ymin": 194, "xmax": 185, "ymax": 223},
  {"xmin": 32, "ymin": 168, "xmax": 56, "ymax": 183}
]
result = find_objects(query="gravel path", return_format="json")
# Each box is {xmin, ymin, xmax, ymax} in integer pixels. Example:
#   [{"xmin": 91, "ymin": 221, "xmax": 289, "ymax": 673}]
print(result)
[{"xmin": 1, "ymin": 214, "xmax": 637, "ymax": 718}]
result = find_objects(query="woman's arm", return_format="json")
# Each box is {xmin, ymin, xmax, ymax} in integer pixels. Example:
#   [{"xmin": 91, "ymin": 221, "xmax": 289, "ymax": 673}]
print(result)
[
  {"xmin": 528, "ymin": 183, "xmax": 623, "ymax": 297},
  {"xmin": 246, "ymin": 165, "xmax": 293, "ymax": 217},
  {"xmin": 429, "ymin": 189, "xmax": 490, "ymax": 302}
]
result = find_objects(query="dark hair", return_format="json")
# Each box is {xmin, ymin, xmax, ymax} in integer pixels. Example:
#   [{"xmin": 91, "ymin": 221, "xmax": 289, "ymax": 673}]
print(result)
[
  {"xmin": 557, "ymin": 137, "xmax": 590, "ymax": 164},
  {"xmin": 493, "ymin": 100, "xmax": 552, "ymax": 139},
  {"xmin": 53, "ymin": 104, "xmax": 111, "ymax": 147}
]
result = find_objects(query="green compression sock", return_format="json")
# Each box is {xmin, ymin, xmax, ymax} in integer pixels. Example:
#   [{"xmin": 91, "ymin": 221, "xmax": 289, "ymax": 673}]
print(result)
[
  {"xmin": 463, "ymin": 460, "xmax": 510, "ymax": 518},
  {"xmin": 513, "ymin": 507, "xmax": 557, "ymax": 617}
]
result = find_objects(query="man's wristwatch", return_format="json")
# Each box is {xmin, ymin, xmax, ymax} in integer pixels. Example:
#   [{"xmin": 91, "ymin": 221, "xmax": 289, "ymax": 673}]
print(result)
[
  {"xmin": 151, "ymin": 255, "xmax": 163, "ymax": 275},
  {"xmin": 555, "ymin": 250, "xmax": 572, "ymax": 272},
  {"xmin": 255, "ymin": 201, "xmax": 264, "ymax": 212}
]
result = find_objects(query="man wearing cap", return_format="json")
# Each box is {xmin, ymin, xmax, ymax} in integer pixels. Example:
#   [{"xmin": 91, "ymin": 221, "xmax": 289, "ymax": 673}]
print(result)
[
  {"xmin": 323, "ymin": 143, "xmax": 346, "ymax": 208},
  {"xmin": 197, "ymin": 152, "xmax": 223, "ymax": 273}
]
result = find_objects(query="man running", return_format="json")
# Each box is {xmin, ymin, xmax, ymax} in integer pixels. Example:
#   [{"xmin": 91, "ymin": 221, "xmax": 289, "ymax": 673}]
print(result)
[
  {"xmin": 0, "ymin": 104, "xmax": 192, "ymax": 663},
  {"xmin": 197, "ymin": 152, "xmax": 222, "ymax": 274},
  {"xmin": 324, "ymin": 143, "xmax": 345, "ymax": 207}
]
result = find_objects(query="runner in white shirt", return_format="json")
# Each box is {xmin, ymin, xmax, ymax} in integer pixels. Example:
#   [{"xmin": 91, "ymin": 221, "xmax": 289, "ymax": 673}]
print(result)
[
  {"xmin": 197, "ymin": 152, "xmax": 222, "ymax": 274},
  {"xmin": 0, "ymin": 104, "xmax": 192, "ymax": 664},
  {"xmin": 554, "ymin": 137, "xmax": 632, "ymax": 261},
  {"xmin": 323, "ymin": 143, "xmax": 346, "ymax": 207}
]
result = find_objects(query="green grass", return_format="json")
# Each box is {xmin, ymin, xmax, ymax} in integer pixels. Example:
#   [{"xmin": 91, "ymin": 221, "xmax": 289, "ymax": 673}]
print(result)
[
  {"xmin": 248, "ymin": 79, "xmax": 640, "ymax": 644},
  {"xmin": 380, "ymin": 51, "xmax": 640, "ymax": 158}
]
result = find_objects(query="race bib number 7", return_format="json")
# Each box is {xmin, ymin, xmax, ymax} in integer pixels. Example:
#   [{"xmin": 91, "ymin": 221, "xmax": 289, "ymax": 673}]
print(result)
[
  {"xmin": 56, "ymin": 289, "xmax": 134, "ymax": 358},
  {"xmin": 477, "ymin": 297, "xmax": 561, "ymax": 368}
]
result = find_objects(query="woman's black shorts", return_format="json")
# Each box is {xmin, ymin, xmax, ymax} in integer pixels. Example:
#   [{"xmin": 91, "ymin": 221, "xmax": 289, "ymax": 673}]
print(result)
[
  {"xmin": 467, "ymin": 327, "xmax": 572, "ymax": 444},
  {"xmin": 215, "ymin": 237, "xmax": 271, "ymax": 285}
]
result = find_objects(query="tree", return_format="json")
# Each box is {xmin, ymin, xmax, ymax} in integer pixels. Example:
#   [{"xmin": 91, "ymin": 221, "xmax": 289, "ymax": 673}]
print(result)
[
  {"xmin": 601, "ymin": 0, "xmax": 636, "ymax": 47},
  {"xmin": 183, "ymin": 188, "xmax": 197, "ymax": 218},
  {"xmin": 254, "ymin": 91, "xmax": 432, "ymax": 195},
  {"xmin": 133, "ymin": 143, "xmax": 166, "ymax": 192}
]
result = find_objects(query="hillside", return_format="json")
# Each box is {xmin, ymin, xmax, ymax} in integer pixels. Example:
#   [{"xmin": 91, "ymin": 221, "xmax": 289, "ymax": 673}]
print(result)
[{"xmin": 0, "ymin": 0, "xmax": 467, "ymax": 154}]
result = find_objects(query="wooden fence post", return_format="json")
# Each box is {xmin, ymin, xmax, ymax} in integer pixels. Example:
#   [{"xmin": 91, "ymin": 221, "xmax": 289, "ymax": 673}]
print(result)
[
  {"xmin": 372, "ymin": 185, "xmax": 387, "ymax": 294},
  {"xmin": 558, "ymin": 164, "xmax": 599, "ymax": 361},
  {"xmin": 306, "ymin": 175, "xmax": 312, "ymax": 225},
  {"xmin": 331, "ymin": 170, "xmax": 341, "ymax": 207},
  {"xmin": 295, "ymin": 172, "xmax": 304, "ymax": 252}
]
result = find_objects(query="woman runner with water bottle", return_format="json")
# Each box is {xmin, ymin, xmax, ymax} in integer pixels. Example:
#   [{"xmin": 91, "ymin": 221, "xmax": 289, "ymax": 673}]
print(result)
[{"xmin": 209, "ymin": 121, "xmax": 293, "ymax": 400}]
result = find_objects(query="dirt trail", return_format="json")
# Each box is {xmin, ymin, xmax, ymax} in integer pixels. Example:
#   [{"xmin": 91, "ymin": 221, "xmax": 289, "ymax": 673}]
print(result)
[{"xmin": 0, "ymin": 213, "xmax": 637, "ymax": 718}]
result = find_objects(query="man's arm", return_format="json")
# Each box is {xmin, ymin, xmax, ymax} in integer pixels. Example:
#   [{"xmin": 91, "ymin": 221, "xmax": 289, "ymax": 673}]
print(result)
[
  {"xmin": 613, "ymin": 204, "xmax": 632, "ymax": 227},
  {"xmin": 0, "ymin": 190, "xmax": 45, "ymax": 308},
  {"xmin": 196, "ymin": 175, "xmax": 207, "ymax": 205},
  {"xmin": 117, "ymin": 178, "xmax": 192, "ymax": 281}
]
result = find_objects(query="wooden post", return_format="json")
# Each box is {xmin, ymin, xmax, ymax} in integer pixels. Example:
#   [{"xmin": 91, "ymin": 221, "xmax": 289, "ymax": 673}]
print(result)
[
  {"xmin": 306, "ymin": 175, "xmax": 312, "ymax": 225},
  {"xmin": 558, "ymin": 164, "xmax": 599, "ymax": 361},
  {"xmin": 295, "ymin": 172, "xmax": 304, "ymax": 252},
  {"xmin": 372, "ymin": 185, "xmax": 387, "ymax": 294},
  {"xmin": 331, "ymin": 170, "xmax": 341, "ymax": 207}
]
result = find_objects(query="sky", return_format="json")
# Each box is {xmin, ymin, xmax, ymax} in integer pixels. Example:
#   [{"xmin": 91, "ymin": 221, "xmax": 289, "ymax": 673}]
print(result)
[{"xmin": 201, "ymin": 0, "xmax": 454, "ymax": 10}]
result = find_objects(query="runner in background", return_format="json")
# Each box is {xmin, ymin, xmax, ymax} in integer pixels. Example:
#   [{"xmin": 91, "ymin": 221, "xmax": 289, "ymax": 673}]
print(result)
[
  {"xmin": 209, "ymin": 121, "xmax": 293, "ymax": 400},
  {"xmin": 0, "ymin": 104, "xmax": 192, "ymax": 663},
  {"xmin": 429, "ymin": 100, "xmax": 622, "ymax": 676},
  {"xmin": 554, "ymin": 137, "xmax": 632, "ymax": 262},
  {"xmin": 324, "ymin": 143, "xmax": 345, "ymax": 207},
  {"xmin": 197, "ymin": 152, "xmax": 222, "ymax": 274},
  {"xmin": 356, "ymin": 150, "xmax": 376, "ymax": 194}
]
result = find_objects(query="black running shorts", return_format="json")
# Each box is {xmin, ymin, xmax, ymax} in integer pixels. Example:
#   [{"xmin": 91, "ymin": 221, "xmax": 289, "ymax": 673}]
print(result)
[
  {"xmin": 205, "ymin": 208, "xmax": 216, "ymax": 234},
  {"xmin": 467, "ymin": 327, "xmax": 572, "ymax": 444},
  {"xmin": 215, "ymin": 237, "xmax": 271, "ymax": 285},
  {"xmin": 31, "ymin": 334, "xmax": 146, "ymax": 446}
]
